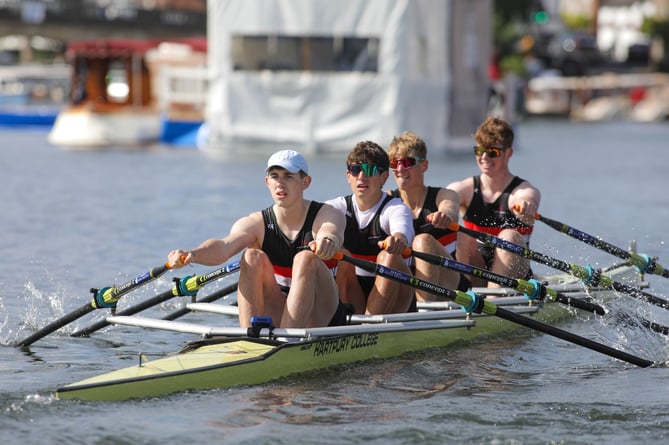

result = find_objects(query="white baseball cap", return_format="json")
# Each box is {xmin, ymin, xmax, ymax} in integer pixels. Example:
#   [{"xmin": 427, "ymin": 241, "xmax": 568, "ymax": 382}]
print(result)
[{"xmin": 266, "ymin": 149, "xmax": 309, "ymax": 174}]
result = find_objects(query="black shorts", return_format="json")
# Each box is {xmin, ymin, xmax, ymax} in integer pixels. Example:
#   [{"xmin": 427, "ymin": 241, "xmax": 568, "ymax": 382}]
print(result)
[
  {"xmin": 356, "ymin": 275, "xmax": 417, "ymax": 313},
  {"xmin": 329, "ymin": 301, "xmax": 354, "ymax": 326},
  {"xmin": 477, "ymin": 240, "xmax": 533, "ymax": 279}
]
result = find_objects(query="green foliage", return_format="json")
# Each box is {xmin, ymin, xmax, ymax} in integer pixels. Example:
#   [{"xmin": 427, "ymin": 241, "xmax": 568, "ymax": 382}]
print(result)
[
  {"xmin": 493, "ymin": 0, "xmax": 535, "ymax": 77},
  {"xmin": 561, "ymin": 13, "xmax": 592, "ymax": 31},
  {"xmin": 499, "ymin": 54, "xmax": 527, "ymax": 77},
  {"xmin": 642, "ymin": 17, "xmax": 669, "ymax": 43}
]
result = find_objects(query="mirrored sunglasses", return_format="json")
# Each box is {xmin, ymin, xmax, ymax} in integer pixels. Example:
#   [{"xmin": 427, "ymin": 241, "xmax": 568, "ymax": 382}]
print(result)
[
  {"xmin": 347, "ymin": 163, "xmax": 382, "ymax": 177},
  {"xmin": 390, "ymin": 156, "xmax": 425, "ymax": 170},
  {"xmin": 473, "ymin": 146, "xmax": 506, "ymax": 158}
]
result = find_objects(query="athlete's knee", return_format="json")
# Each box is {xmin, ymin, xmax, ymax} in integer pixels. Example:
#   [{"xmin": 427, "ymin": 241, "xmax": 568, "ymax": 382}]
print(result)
[
  {"xmin": 242, "ymin": 248, "xmax": 269, "ymax": 267},
  {"xmin": 413, "ymin": 233, "xmax": 437, "ymax": 251},
  {"xmin": 292, "ymin": 249, "xmax": 320, "ymax": 271},
  {"xmin": 497, "ymin": 229, "xmax": 526, "ymax": 246}
]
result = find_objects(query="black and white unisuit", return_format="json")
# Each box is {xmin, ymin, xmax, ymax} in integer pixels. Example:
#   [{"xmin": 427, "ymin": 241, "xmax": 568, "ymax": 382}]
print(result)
[
  {"xmin": 389, "ymin": 186, "xmax": 458, "ymax": 255},
  {"xmin": 260, "ymin": 201, "xmax": 346, "ymax": 326},
  {"xmin": 463, "ymin": 175, "xmax": 533, "ymax": 268},
  {"xmin": 389, "ymin": 187, "xmax": 469, "ymax": 291}
]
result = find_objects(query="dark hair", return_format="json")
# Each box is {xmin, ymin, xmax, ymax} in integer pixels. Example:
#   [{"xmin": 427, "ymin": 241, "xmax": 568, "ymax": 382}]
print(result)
[{"xmin": 346, "ymin": 140, "xmax": 389, "ymax": 171}]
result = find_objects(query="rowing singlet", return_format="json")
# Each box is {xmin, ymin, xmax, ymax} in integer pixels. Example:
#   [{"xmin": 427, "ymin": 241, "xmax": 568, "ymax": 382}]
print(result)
[
  {"xmin": 463, "ymin": 175, "xmax": 533, "ymax": 243},
  {"xmin": 343, "ymin": 194, "xmax": 392, "ymax": 264},
  {"xmin": 261, "ymin": 201, "xmax": 334, "ymax": 291},
  {"xmin": 389, "ymin": 187, "xmax": 458, "ymax": 254}
]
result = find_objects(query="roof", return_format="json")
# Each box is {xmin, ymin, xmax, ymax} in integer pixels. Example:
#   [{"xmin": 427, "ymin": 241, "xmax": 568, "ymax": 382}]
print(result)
[{"xmin": 66, "ymin": 37, "xmax": 206, "ymax": 58}]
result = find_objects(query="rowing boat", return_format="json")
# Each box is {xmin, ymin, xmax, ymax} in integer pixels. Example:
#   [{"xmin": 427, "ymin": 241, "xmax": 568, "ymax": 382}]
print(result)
[{"xmin": 55, "ymin": 264, "xmax": 644, "ymax": 401}]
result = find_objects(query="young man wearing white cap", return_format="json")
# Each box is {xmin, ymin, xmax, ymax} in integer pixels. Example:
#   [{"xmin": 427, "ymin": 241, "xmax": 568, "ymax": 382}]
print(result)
[{"xmin": 168, "ymin": 149, "xmax": 348, "ymax": 329}]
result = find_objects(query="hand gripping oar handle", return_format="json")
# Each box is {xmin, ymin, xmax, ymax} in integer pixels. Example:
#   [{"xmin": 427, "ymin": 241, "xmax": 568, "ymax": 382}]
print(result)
[
  {"xmin": 529, "ymin": 210, "xmax": 669, "ymax": 279},
  {"xmin": 449, "ymin": 223, "xmax": 669, "ymax": 310},
  {"xmin": 333, "ymin": 252, "xmax": 653, "ymax": 368},
  {"xmin": 410, "ymin": 250, "xmax": 606, "ymax": 315},
  {"xmin": 15, "ymin": 262, "xmax": 173, "ymax": 348},
  {"xmin": 71, "ymin": 260, "xmax": 241, "ymax": 337}
]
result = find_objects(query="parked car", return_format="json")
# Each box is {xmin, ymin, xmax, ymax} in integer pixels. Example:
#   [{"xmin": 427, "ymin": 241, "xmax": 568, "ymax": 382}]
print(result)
[{"xmin": 545, "ymin": 31, "xmax": 606, "ymax": 76}]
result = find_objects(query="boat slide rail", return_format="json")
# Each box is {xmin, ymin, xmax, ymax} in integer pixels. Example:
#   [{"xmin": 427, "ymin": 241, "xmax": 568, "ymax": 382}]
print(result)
[{"xmin": 105, "ymin": 315, "xmax": 478, "ymax": 340}]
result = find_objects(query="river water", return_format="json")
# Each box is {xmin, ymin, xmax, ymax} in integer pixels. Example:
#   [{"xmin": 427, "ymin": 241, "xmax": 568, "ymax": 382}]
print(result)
[{"xmin": 1, "ymin": 119, "xmax": 669, "ymax": 444}]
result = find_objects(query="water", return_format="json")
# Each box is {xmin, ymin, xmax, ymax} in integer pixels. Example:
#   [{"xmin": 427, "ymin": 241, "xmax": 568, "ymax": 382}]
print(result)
[{"xmin": 2, "ymin": 120, "xmax": 669, "ymax": 444}]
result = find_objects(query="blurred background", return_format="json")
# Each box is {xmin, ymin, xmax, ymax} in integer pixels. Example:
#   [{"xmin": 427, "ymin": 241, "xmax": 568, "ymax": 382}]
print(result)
[{"xmin": 0, "ymin": 0, "xmax": 667, "ymax": 154}]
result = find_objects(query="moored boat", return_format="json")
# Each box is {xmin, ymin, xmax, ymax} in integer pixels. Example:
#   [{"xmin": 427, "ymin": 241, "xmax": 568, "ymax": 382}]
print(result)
[
  {"xmin": 0, "ymin": 64, "xmax": 70, "ymax": 127},
  {"xmin": 55, "ymin": 264, "xmax": 644, "ymax": 401},
  {"xmin": 47, "ymin": 37, "xmax": 206, "ymax": 150}
]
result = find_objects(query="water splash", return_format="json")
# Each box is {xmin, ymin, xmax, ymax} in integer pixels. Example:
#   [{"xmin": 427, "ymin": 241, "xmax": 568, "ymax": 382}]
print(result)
[{"xmin": 0, "ymin": 280, "xmax": 72, "ymax": 346}]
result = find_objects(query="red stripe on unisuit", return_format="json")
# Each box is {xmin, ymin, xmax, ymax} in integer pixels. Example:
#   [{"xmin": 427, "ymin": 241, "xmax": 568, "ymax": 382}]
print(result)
[
  {"xmin": 272, "ymin": 265, "xmax": 292, "ymax": 279},
  {"xmin": 436, "ymin": 232, "xmax": 457, "ymax": 246},
  {"xmin": 350, "ymin": 253, "xmax": 380, "ymax": 262},
  {"xmin": 463, "ymin": 220, "xmax": 533, "ymax": 236}
]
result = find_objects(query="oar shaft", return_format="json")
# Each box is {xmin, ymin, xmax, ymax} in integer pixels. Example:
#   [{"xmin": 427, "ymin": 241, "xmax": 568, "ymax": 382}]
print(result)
[
  {"xmin": 535, "ymin": 212, "xmax": 669, "ymax": 279},
  {"xmin": 336, "ymin": 253, "xmax": 652, "ymax": 367},
  {"xmin": 495, "ymin": 306, "xmax": 652, "ymax": 367},
  {"xmin": 15, "ymin": 263, "xmax": 172, "ymax": 348},
  {"xmin": 536, "ymin": 213, "xmax": 631, "ymax": 259},
  {"xmin": 163, "ymin": 282, "xmax": 239, "ymax": 321},
  {"xmin": 72, "ymin": 261, "xmax": 241, "ymax": 336},
  {"xmin": 412, "ymin": 250, "xmax": 605, "ymax": 315},
  {"xmin": 71, "ymin": 289, "xmax": 178, "ymax": 337},
  {"xmin": 15, "ymin": 303, "xmax": 94, "ymax": 348},
  {"xmin": 452, "ymin": 224, "xmax": 669, "ymax": 310}
]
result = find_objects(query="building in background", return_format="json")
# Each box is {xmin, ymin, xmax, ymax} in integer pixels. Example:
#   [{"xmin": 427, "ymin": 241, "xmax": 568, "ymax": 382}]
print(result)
[{"xmin": 203, "ymin": 0, "xmax": 492, "ymax": 156}]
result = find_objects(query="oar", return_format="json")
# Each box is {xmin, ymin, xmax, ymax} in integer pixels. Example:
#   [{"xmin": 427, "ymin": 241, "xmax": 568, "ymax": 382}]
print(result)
[
  {"xmin": 334, "ymin": 253, "xmax": 653, "ymax": 368},
  {"xmin": 449, "ymin": 223, "xmax": 669, "ymax": 310},
  {"xmin": 412, "ymin": 249, "xmax": 669, "ymax": 336},
  {"xmin": 410, "ymin": 249, "xmax": 606, "ymax": 315},
  {"xmin": 524, "ymin": 208, "xmax": 669, "ymax": 279},
  {"xmin": 71, "ymin": 260, "xmax": 241, "ymax": 337},
  {"xmin": 162, "ymin": 282, "xmax": 238, "ymax": 321},
  {"xmin": 15, "ymin": 262, "xmax": 174, "ymax": 348}
]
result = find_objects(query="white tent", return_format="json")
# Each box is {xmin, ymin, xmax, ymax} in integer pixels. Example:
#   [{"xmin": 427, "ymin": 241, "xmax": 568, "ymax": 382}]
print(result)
[{"xmin": 203, "ymin": 0, "xmax": 491, "ymax": 155}]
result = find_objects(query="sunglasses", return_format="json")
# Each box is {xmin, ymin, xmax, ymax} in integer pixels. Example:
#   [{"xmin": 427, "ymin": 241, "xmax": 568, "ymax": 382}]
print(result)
[
  {"xmin": 473, "ymin": 146, "xmax": 507, "ymax": 158},
  {"xmin": 347, "ymin": 163, "xmax": 382, "ymax": 177},
  {"xmin": 390, "ymin": 156, "xmax": 425, "ymax": 170}
]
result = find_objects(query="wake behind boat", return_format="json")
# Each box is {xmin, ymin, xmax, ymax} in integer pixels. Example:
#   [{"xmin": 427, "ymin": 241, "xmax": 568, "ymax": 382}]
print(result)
[{"xmin": 55, "ymin": 264, "xmax": 645, "ymax": 401}]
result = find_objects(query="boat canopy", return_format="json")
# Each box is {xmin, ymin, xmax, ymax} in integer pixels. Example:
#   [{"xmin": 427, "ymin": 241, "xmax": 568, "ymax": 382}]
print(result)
[{"xmin": 205, "ymin": 0, "xmax": 491, "ymax": 155}]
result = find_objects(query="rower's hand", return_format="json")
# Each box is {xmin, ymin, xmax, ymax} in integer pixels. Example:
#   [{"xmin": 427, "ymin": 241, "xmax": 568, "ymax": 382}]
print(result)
[
  {"xmin": 167, "ymin": 249, "xmax": 192, "ymax": 269},
  {"xmin": 309, "ymin": 237, "xmax": 338, "ymax": 260},
  {"xmin": 379, "ymin": 235, "xmax": 409, "ymax": 256},
  {"xmin": 426, "ymin": 211, "xmax": 453, "ymax": 229},
  {"xmin": 511, "ymin": 201, "xmax": 538, "ymax": 225}
]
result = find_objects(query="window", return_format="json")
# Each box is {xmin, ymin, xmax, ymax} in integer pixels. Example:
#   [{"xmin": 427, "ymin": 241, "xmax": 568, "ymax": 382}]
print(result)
[{"xmin": 232, "ymin": 35, "xmax": 379, "ymax": 72}]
